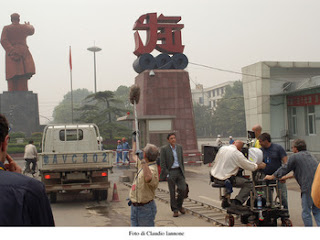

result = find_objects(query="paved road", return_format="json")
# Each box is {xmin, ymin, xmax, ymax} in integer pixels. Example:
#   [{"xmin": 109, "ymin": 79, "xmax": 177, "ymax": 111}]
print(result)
[
  {"xmin": 14, "ymin": 159, "xmax": 212, "ymax": 227},
  {"xmin": 180, "ymin": 164, "xmax": 305, "ymax": 226},
  {"xmin": 12, "ymin": 158, "xmax": 310, "ymax": 227},
  {"xmin": 49, "ymin": 164, "xmax": 215, "ymax": 227}
]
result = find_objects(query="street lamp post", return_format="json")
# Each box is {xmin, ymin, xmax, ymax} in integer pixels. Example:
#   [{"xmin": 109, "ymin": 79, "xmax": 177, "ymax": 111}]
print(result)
[{"xmin": 87, "ymin": 45, "xmax": 102, "ymax": 93}]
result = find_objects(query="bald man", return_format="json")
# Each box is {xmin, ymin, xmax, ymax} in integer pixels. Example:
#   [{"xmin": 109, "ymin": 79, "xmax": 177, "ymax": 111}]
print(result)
[
  {"xmin": 211, "ymin": 140, "xmax": 266, "ymax": 206},
  {"xmin": 252, "ymin": 124, "xmax": 262, "ymax": 148}
]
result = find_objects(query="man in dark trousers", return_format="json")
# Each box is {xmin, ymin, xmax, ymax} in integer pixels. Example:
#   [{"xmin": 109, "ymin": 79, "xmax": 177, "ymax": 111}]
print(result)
[
  {"xmin": 258, "ymin": 132, "xmax": 288, "ymax": 210},
  {"xmin": 23, "ymin": 139, "xmax": 38, "ymax": 175},
  {"xmin": 0, "ymin": 114, "xmax": 54, "ymax": 226},
  {"xmin": 160, "ymin": 132, "xmax": 187, "ymax": 217},
  {"xmin": 264, "ymin": 139, "xmax": 320, "ymax": 226}
]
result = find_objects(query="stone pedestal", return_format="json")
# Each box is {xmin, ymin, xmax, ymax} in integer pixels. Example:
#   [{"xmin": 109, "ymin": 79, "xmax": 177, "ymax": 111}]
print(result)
[
  {"xmin": 135, "ymin": 70, "xmax": 200, "ymax": 161},
  {"xmin": 0, "ymin": 91, "xmax": 41, "ymax": 136}
]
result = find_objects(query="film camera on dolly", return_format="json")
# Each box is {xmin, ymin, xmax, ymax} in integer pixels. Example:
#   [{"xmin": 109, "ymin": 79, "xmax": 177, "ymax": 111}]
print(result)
[{"xmin": 203, "ymin": 132, "xmax": 292, "ymax": 226}]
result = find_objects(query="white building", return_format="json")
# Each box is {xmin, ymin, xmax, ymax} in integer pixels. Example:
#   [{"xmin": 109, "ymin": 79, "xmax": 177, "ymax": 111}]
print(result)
[
  {"xmin": 191, "ymin": 81, "xmax": 235, "ymax": 110},
  {"xmin": 242, "ymin": 61, "xmax": 320, "ymax": 156}
]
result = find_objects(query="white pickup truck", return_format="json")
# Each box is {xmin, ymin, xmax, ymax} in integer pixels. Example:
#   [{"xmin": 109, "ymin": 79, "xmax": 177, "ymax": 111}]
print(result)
[{"xmin": 38, "ymin": 124, "xmax": 114, "ymax": 203}]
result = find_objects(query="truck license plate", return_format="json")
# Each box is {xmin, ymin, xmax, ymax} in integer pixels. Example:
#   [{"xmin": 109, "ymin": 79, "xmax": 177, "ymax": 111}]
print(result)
[{"xmin": 66, "ymin": 172, "xmax": 86, "ymax": 180}]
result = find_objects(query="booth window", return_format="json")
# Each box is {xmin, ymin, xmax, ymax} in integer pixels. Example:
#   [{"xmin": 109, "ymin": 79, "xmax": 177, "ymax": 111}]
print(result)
[
  {"xmin": 307, "ymin": 105, "xmax": 316, "ymax": 135},
  {"xmin": 291, "ymin": 107, "xmax": 297, "ymax": 135}
]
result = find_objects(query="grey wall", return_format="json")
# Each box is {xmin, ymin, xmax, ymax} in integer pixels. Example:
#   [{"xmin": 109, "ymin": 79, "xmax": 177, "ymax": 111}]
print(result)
[{"xmin": 0, "ymin": 91, "xmax": 41, "ymax": 136}]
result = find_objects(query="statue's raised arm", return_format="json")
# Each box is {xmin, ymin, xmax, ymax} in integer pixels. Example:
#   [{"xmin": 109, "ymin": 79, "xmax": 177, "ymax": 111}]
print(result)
[{"xmin": 1, "ymin": 13, "xmax": 35, "ymax": 91}]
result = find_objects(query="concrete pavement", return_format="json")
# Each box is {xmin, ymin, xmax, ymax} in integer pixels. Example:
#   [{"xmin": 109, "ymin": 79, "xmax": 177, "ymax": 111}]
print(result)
[{"xmin": 12, "ymin": 156, "xmax": 313, "ymax": 227}]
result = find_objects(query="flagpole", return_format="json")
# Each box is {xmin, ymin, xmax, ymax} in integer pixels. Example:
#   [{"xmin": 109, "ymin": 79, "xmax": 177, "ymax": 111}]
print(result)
[{"xmin": 69, "ymin": 46, "xmax": 74, "ymax": 124}]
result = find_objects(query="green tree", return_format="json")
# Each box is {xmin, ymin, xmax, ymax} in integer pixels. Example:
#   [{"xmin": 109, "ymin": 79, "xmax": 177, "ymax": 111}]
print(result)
[
  {"xmin": 212, "ymin": 81, "xmax": 246, "ymax": 137},
  {"xmin": 52, "ymin": 88, "xmax": 133, "ymax": 146},
  {"xmin": 76, "ymin": 91, "xmax": 130, "ymax": 139},
  {"xmin": 52, "ymin": 88, "xmax": 92, "ymax": 123},
  {"xmin": 193, "ymin": 103, "xmax": 214, "ymax": 137},
  {"xmin": 113, "ymin": 85, "xmax": 133, "ymax": 132},
  {"xmin": 114, "ymin": 85, "xmax": 132, "ymax": 110}
]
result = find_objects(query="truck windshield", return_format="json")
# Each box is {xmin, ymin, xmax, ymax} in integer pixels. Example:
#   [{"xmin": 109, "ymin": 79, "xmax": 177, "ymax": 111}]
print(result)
[{"xmin": 59, "ymin": 129, "xmax": 83, "ymax": 141}]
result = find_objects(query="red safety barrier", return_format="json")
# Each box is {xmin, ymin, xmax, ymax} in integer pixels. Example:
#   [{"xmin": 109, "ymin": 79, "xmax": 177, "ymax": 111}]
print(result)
[{"xmin": 183, "ymin": 152, "xmax": 202, "ymax": 165}]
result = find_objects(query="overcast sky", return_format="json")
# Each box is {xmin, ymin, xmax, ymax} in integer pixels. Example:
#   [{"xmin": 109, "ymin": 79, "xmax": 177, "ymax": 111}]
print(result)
[{"xmin": 1, "ymin": 0, "xmax": 320, "ymax": 123}]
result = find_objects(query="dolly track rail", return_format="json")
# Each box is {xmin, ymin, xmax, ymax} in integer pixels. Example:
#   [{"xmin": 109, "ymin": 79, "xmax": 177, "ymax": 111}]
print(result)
[{"xmin": 122, "ymin": 182, "xmax": 229, "ymax": 226}]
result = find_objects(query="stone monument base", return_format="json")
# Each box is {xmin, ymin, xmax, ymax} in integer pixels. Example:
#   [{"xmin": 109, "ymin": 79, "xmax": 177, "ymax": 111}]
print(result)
[
  {"xmin": 135, "ymin": 70, "xmax": 201, "ymax": 163},
  {"xmin": 0, "ymin": 91, "xmax": 41, "ymax": 136}
]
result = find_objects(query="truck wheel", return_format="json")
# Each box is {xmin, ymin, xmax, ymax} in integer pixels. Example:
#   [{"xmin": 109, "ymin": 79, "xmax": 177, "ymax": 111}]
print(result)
[
  {"xmin": 93, "ymin": 190, "xmax": 99, "ymax": 201},
  {"xmin": 49, "ymin": 192, "xmax": 57, "ymax": 203},
  {"xmin": 225, "ymin": 214, "xmax": 234, "ymax": 227},
  {"xmin": 100, "ymin": 190, "xmax": 108, "ymax": 201},
  {"xmin": 93, "ymin": 190, "xmax": 108, "ymax": 201},
  {"xmin": 281, "ymin": 218, "xmax": 293, "ymax": 227}
]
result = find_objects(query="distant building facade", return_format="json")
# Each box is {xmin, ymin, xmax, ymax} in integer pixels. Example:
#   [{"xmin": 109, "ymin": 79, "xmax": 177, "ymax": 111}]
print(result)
[
  {"xmin": 191, "ymin": 81, "xmax": 235, "ymax": 111},
  {"xmin": 242, "ymin": 61, "xmax": 320, "ymax": 156}
]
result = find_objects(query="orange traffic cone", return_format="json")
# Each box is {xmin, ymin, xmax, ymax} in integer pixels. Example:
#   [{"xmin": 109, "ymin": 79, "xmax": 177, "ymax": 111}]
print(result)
[{"xmin": 112, "ymin": 183, "xmax": 120, "ymax": 202}]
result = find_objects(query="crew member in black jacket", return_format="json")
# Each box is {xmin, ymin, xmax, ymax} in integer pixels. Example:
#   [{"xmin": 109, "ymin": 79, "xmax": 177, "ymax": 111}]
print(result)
[{"xmin": 0, "ymin": 114, "xmax": 55, "ymax": 226}]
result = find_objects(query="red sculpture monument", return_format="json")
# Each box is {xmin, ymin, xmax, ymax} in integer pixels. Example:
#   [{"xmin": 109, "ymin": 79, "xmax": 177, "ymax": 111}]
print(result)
[
  {"xmin": 133, "ymin": 13, "xmax": 185, "ymax": 56},
  {"xmin": 132, "ymin": 13, "xmax": 200, "ymax": 163},
  {"xmin": 132, "ymin": 13, "xmax": 188, "ymax": 73},
  {"xmin": 1, "ymin": 13, "xmax": 35, "ymax": 91},
  {"xmin": 0, "ymin": 13, "xmax": 40, "ymax": 136}
]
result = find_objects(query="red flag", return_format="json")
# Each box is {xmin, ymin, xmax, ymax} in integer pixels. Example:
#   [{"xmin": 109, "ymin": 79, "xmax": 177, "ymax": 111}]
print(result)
[{"xmin": 69, "ymin": 46, "xmax": 72, "ymax": 70}]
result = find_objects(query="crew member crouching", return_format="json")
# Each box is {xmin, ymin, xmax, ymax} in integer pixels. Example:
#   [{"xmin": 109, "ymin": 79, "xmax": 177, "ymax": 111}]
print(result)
[{"xmin": 211, "ymin": 140, "xmax": 266, "ymax": 207}]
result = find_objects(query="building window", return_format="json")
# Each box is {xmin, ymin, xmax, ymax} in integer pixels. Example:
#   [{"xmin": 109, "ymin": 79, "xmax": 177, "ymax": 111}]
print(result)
[
  {"xmin": 212, "ymin": 90, "xmax": 215, "ymax": 97},
  {"xmin": 199, "ymin": 97, "xmax": 203, "ymax": 104},
  {"xmin": 217, "ymin": 89, "xmax": 220, "ymax": 96},
  {"xmin": 208, "ymin": 91, "xmax": 211, "ymax": 98},
  {"xmin": 291, "ymin": 107, "xmax": 297, "ymax": 135},
  {"xmin": 221, "ymin": 88, "xmax": 224, "ymax": 95},
  {"xmin": 307, "ymin": 105, "xmax": 316, "ymax": 135}
]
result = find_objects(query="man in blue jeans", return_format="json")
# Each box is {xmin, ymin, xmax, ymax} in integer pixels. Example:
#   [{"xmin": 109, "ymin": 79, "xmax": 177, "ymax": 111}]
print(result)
[
  {"xmin": 116, "ymin": 140, "xmax": 122, "ymax": 164},
  {"xmin": 129, "ymin": 138, "xmax": 159, "ymax": 226},
  {"xmin": 265, "ymin": 139, "xmax": 320, "ymax": 226},
  {"xmin": 122, "ymin": 137, "xmax": 130, "ymax": 164}
]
